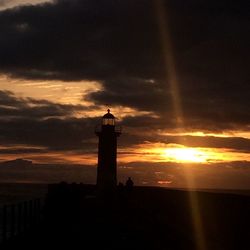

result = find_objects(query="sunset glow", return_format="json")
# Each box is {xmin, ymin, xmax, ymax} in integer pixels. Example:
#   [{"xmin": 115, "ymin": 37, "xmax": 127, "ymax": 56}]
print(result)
[
  {"xmin": 1, "ymin": 2, "xmax": 250, "ymax": 249},
  {"xmin": 0, "ymin": 0, "xmax": 249, "ymax": 190},
  {"xmin": 163, "ymin": 147, "xmax": 208, "ymax": 163}
]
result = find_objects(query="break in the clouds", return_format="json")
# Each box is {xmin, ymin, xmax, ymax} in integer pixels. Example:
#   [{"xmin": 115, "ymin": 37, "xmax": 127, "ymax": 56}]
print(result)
[{"xmin": 0, "ymin": 0, "xmax": 51, "ymax": 10}]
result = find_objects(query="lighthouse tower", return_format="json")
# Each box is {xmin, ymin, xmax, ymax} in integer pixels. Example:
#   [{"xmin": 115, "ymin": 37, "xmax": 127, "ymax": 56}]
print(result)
[{"xmin": 95, "ymin": 109, "xmax": 121, "ymax": 192}]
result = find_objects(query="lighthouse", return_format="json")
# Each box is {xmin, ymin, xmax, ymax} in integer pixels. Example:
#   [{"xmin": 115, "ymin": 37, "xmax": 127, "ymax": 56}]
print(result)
[{"xmin": 95, "ymin": 109, "xmax": 121, "ymax": 192}]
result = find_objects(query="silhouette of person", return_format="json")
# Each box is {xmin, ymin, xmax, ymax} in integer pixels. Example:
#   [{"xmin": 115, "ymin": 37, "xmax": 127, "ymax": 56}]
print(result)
[{"xmin": 125, "ymin": 177, "xmax": 134, "ymax": 191}]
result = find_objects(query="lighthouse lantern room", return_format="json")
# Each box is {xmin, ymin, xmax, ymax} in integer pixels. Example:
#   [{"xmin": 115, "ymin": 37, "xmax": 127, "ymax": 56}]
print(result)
[{"xmin": 95, "ymin": 109, "xmax": 121, "ymax": 192}]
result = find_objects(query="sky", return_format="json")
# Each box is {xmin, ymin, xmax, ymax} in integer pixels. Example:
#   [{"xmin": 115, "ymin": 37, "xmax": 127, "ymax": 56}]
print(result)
[{"xmin": 0, "ymin": 0, "xmax": 250, "ymax": 188}]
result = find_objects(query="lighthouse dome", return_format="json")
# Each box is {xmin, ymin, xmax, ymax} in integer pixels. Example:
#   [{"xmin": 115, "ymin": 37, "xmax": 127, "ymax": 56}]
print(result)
[
  {"xmin": 102, "ymin": 109, "xmax": 115, "ymax": 125},
  {"xmin": 103, "ymin": 109, "xmax": 115, "ymax": 119}
]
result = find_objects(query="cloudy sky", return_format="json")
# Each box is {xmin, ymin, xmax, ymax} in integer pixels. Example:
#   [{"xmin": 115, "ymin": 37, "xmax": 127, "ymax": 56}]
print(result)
[{"xmin": 0, "ymin": 0, "xmax": 250, "ymax": 188}]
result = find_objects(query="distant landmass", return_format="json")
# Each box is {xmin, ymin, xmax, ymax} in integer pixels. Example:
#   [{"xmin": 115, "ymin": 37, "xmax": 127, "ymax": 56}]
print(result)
[
  {"xmin": 0, "ymin": 158, "xmax": 33, "ymax": 167},
  {"xmin": 1, "ymin": 159, "xmax": 250, "ymax": 191},
  {"xmin": 0, "ymin": 158, "xmax": 96, "ymax": 184}
]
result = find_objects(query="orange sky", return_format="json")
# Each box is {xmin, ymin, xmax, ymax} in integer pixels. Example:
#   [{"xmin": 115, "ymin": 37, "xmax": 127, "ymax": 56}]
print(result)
[{"xmin": 0, "ymin": 74, "xmax": 250, "ymax": 165}]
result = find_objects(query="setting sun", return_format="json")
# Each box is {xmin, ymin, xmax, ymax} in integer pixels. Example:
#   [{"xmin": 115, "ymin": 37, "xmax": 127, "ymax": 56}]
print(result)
[{"xmin": 163, "ymin": 147, "xmax": 208, "ymax": 163}]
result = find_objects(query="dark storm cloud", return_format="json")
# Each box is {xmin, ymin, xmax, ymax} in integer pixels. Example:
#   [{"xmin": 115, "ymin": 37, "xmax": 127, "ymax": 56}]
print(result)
[
  {"xmin": 0, "ymin": 91, "xmax": 99, "ymax": 151},
  {"xmin": 0, "ymin": 0, "xmax": 160, "ymax": 81},
  {"xmin": 0, "ymin": 90, "xmax": 93, "ymax": 119},
  {"xmin": 0, "ymin": 117, "xmax": 98, "ymax": 151},
  {"xmin": 0, "ymin": 0, "xmax": 249, "ymax": 134},
  {"xmin": 0, "ymin": 90, "xmax": 23, "ymax": 106},
  {"xmin": 87, "ymin": 78, "xmax": 172, "ymax": 113}
]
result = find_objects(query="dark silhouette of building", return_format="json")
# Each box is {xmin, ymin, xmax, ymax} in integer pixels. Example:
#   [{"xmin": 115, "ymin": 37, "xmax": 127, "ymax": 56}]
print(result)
[{"xmin": 95, "ymin": 109, "xmax": 121, "ymax": 192}]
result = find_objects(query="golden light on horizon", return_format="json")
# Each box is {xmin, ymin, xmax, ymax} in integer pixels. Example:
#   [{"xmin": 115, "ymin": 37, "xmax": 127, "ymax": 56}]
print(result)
[
  {"xmin": 126, "ymin": 142, "xmax": 250, "ymax": 164},
  {"xmin": 163, "ymin": 147, "xmax": 208, "ymax": 163},
  {"xmin": 153, "ymin": 144, "xmax": 221, "ymax": 163}
]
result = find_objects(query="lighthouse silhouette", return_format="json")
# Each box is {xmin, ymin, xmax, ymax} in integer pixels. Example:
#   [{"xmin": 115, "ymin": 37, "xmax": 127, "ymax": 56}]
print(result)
[{"xmin": 95, "ymin": 109, "xmax": 121, "ymax": 193}]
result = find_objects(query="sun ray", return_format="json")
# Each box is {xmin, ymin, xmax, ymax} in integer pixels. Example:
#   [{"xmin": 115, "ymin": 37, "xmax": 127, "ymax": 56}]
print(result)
[{"xmin": 154, "ymin": 1, "xmax": 206, "ymax": 249}]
